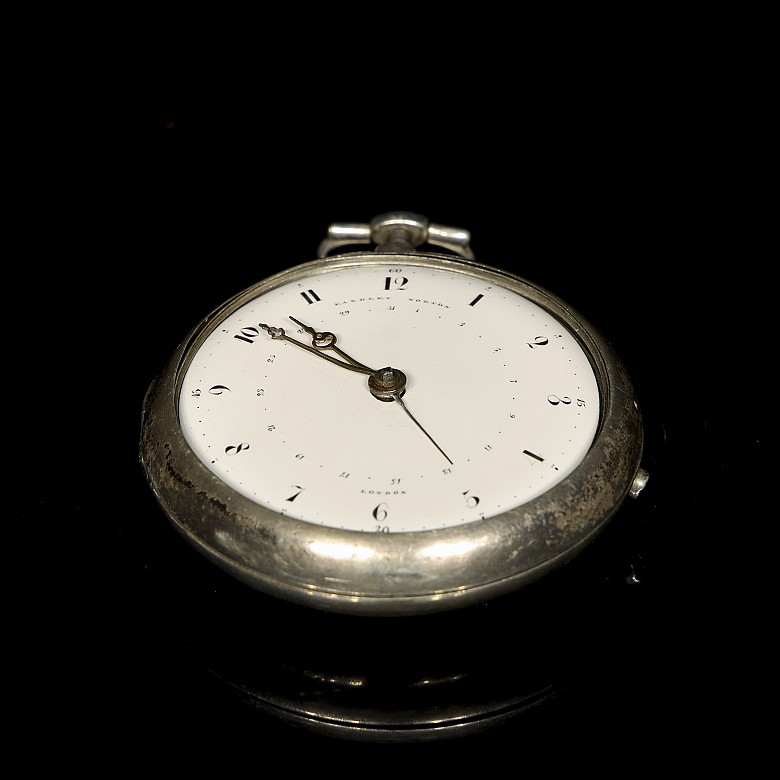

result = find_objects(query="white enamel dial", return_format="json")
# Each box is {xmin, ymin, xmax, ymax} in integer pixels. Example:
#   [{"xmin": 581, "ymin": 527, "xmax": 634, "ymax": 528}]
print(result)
[{"xmin": 178, "ymin": 259, "xmax": 600, "ymax": 533}]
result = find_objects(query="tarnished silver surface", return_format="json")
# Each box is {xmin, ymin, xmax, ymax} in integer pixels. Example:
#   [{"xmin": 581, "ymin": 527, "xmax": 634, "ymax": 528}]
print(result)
[
  {"xmin": 139, "ymin": 246, "xmax": 645, "ymax": 616},
  {"xmin": 318, "ymin": 212, "xmax": 475, "ymax": 259}
]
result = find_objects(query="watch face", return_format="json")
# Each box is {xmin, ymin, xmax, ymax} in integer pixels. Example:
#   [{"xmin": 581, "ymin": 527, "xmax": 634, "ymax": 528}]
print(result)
[{"xmin": 178, "ymin": 257, "xmax": 600, "ymax": 533}]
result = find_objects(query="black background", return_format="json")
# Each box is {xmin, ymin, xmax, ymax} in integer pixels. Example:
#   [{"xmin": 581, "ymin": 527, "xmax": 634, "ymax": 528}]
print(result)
[{"xmin": 24, "ymin": 68, "xmax": 767, "ymax": 770}]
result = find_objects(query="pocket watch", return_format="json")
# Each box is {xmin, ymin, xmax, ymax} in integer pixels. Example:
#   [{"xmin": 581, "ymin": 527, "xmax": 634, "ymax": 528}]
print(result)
[{"xmin": 140, "ymin": 212, "xmax": 648, "ymax": 616}]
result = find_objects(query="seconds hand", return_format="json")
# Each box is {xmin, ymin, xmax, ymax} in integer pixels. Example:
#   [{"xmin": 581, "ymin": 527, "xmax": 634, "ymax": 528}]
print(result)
[{"xmin": 259, "ymin": 316, "xmax": 453, "ymax": 465}]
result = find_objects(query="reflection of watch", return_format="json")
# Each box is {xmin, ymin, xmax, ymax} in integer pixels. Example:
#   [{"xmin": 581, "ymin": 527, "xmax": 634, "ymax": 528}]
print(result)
[{"xmin": 140, "ymin": 212, "xmax": 648, "ymax": 615}]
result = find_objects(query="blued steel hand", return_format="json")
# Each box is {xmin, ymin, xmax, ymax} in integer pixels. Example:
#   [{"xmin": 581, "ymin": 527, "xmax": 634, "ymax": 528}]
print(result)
[{"xmin": 260, "ymin": 316, "xmax": 453, "ymax": 464}]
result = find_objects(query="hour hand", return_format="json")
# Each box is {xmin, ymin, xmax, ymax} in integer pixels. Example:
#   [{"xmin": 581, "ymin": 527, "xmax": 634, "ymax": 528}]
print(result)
[
  {"xmin": 286, "ymin": 316, "xmax": 376, "ymax": 373},
  {"xmin": 258, "ymin": 320, "xmax": 375, "ymax": 375},
  {"xmin": 288, "ymin": 316, "xmax": 337, "ymax": 349}
]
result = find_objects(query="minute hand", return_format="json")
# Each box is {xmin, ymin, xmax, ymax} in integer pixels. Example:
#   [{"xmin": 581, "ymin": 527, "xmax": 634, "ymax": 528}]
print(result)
[{"xmin": 258, "ymin": 317, "xmax": 376, "ymax": 374}]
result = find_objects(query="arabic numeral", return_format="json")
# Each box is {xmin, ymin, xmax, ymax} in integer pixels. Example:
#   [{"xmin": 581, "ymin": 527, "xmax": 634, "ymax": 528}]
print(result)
[
  {"xmin": 287, "ymin": 486, "xmax": 305, "ymax": 502},
  {"xmin": 384, "ymin": 276, "xmax": 408, "ymax": 290},
  {"xmin": 463, "ymin": 490, "xmax": 480, "ymax": 508},
  {"xmin": 548, "ymin": 395, "xmax": 572, "ymax": 406},
  {"xmin": 300, "ymin": 289, "xmax": 321, "ymax": 304},
  {"xmin": 225, "ymin": 442, "xmax": 250, "ymax": 455},
  {"xmin": 528, "ymin": 336, "xmax": 549, "ymax": 348},
  {"xmin": 373, "ymin": 503, "xmax": 389, "ymax": 522},
  {"xmin": 234, "ymin": 326, "xmax": 260, "ymax": 344}
]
